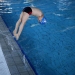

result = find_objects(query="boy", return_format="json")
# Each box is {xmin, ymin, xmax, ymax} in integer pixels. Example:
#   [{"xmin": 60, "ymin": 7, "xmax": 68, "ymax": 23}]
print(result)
[{"xmin": 13, "ymin": 7, "xmax": 46, "ymax": 40}]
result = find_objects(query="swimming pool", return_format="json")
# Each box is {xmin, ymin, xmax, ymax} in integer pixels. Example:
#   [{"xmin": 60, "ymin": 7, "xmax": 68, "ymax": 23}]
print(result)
[{"xmin": 1, "ymin": 0, "xmax": 75, "ymax": 75}]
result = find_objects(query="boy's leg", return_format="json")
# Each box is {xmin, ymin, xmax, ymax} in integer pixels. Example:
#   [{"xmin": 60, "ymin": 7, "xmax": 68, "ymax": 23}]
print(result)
[
  {"xmin": 15, "ymin": 12, "xmax": 29, "ymax": 40},
  {"xmin": 13, "ymin": 12, "xmax": 23, "ymax": 35}
]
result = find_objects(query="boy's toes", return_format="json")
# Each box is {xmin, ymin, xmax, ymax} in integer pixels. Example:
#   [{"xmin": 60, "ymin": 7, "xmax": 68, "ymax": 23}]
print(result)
[{"xmin": 16, "ymin": 34, "xmax": 19, "ymax": 40}]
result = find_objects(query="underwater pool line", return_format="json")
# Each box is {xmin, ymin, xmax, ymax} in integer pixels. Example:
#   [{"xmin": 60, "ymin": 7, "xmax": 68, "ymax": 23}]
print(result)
[{"xmin": 1, "ymin": 17, "xmax": 38, "ymax": 75}]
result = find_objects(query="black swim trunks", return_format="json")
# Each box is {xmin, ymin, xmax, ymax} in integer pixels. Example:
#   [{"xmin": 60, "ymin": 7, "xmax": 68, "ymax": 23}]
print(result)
[{"xmin": 23, "ymin": 7, "xmax": 32, "ymax": 15}]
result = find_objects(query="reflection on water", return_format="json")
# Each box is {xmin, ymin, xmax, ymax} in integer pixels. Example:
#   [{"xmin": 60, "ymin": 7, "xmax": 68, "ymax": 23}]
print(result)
[
  {"xmin": 24, "ymin": 0, "xmax": 33, "ymax": 3},
  {"xmin": 0, "ymin": 0, "xmax": 35, "ymax": 15},
  {"xmin": 0, "ymin": 1, "xmax": 12, "ymax": 14},
  {"xmin": 57, "ymin": 0, "xmax": 72, "ymax": 11},
  {"xmin": 0, "ymin": 0, "xmax": 5, "ymax": 2},
  {"xmin": 60, "ymin": 26, "xmax": 75, "ymax": 32}
]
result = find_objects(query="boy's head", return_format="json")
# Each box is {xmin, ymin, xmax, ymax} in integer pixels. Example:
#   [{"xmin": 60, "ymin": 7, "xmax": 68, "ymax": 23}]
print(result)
[
  {"xmin": 40, "ymin": 17, "xmax": 46, "ymax": 24},
  {"xmin": 38, "ymin": 16, "xmax": 47, "ymax": 24}
]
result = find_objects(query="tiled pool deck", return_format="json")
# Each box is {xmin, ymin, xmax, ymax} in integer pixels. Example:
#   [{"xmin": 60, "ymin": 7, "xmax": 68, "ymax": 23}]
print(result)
[{"xmin": 0, "ymin": 16, "xmax": 36, "ymax": 75}]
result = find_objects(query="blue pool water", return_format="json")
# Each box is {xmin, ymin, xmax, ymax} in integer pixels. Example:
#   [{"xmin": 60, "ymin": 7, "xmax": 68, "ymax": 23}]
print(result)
[{"xmin": 0, "ymin": 0, "xmax": 75, "ymax": 75}]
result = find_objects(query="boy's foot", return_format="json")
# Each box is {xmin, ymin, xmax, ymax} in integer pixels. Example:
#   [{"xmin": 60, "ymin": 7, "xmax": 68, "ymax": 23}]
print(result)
[{"xmin": 15, "ymin": 34, "xmax": 19, "ymax": 40}]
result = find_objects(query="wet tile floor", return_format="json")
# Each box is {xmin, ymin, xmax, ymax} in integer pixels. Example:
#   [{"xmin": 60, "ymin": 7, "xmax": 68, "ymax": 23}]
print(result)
[{"xmin": 0, "ymin": 16, "xmax": 35, "ymax": 75}]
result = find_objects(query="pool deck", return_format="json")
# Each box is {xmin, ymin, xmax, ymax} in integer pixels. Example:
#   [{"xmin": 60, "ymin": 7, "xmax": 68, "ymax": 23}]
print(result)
[{"xmin": 0, "ymin": 16, "xmax": 36, "ymax": 75}]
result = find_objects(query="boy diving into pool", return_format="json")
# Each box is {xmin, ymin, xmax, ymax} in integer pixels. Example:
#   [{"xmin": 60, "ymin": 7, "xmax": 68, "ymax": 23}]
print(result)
[{"xmin": 13, "ymin": 7, "xmax": 46, "ymax": 40}]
